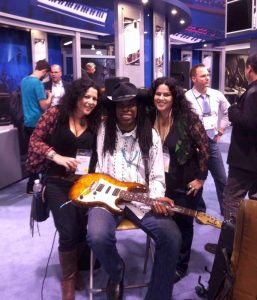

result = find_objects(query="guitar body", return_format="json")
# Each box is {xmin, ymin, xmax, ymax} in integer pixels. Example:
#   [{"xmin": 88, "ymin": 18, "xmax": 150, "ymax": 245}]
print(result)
[{"xmin": 69, "ymin": 173, "xmax": 147, "ymax": 214}]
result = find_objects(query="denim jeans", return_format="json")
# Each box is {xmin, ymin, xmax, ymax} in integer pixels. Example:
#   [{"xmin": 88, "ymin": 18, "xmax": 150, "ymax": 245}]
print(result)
[
  {"xmin": 198, "ymin": 138, "xmax": 227, "ymax": 214},
  {"xmin": 87, "ymin": 206, "xmax": 181, "ymax": 300}
]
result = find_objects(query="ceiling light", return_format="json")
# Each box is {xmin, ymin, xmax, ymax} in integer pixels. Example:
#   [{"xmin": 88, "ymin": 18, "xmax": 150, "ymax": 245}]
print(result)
[
  {"xmin": 142, "ymin": 0, "xmax": 148, "ymax": 4},
  {"xmin": 91, "ymin": 45, "xmax": 95, "ymax": 50},
  {"xmin": 180, "ymin": 19, "xmax": 185, "ymax": 25},
  {"xmin": 203, "ymin": 44, "xmax": 208, "ymax": 47},
  {"xmin": 171, "ymin": 9, "xmax": 178, "ymax": 15},
  {"xmin": 63, "ymin": 41, "xmax": 72, "ymax": 46}
]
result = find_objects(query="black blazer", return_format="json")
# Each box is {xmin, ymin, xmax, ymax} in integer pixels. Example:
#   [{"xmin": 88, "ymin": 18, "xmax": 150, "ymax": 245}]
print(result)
[
  {"xmin": 227, "ymin": 80, "xmax": 257, "ymax": 172},
  {"xmin": 44, "ymin": 80, "xmax": 68, "ymax": 92}
]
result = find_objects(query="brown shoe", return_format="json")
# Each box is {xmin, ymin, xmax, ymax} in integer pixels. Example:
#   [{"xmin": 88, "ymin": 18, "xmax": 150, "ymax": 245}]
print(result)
[{"xmin": 204, "ymin": 243, "xmax": 217, "ymax": 254}]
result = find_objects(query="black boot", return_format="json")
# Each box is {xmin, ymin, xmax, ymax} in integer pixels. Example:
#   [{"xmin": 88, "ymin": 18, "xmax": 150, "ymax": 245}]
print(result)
[{"xmin": 106, "ymin": 263, "xmax": 125, "ymax": 300}]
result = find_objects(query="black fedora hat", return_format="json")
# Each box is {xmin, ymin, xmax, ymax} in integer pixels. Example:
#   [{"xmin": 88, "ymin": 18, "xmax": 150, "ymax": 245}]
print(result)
[{"xmin": 111, "ymin": 82, "xmax": 138, "ymax": 102}]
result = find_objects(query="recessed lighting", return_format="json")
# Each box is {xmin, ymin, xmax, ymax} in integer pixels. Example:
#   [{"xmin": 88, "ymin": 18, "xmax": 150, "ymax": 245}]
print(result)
[
  {"xmin": 142, "ymin": 0, "xmax": 148, "ymax": 4},
  {"xmin": 171, "ymin": 9, "xmax": 178, "ymax": 15},
  {"xmin": 180, "ymin": 19, "xmax": 185, "ymax": 25},
  {"xmin": 203, "ymin": 44, "xmax": 208, "ymax": 47}
]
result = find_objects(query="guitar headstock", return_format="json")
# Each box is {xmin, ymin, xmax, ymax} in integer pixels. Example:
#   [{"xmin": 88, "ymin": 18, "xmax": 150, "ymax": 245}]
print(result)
[{"xmin": 196, "ymin": 212, "xmax": 222, "ymax": 229}]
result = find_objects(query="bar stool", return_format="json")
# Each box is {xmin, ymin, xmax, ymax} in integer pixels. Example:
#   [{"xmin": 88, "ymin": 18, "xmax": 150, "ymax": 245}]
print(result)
[{"xmin": 88, "ymin": 218, "xmax": 153, "ymax": 300}]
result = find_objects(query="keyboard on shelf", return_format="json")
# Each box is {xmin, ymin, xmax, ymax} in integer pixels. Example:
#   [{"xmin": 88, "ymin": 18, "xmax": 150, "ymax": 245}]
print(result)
[{"xmin": 34, "ymin": 0, "xmax": 109, "ymax": 27}]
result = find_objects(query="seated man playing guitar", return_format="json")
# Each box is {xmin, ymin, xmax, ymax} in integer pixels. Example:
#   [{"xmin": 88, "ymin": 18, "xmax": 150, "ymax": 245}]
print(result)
[{"xmin": 86, "ymin": 82, "xmax": 182, "ymax": 300}]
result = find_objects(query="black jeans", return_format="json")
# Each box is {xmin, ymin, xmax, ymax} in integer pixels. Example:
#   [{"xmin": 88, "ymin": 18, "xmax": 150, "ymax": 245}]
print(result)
[
  {"xmin": 166, "ymin": 187, "xmax": 202, "ymax": 272},
  {"xmin": 24, "ymin": 127, "xmax": 39, "ymax": 189},
  {"xmin": 45, "ymin": 177, "xmax": 88, "ymax": 252}
]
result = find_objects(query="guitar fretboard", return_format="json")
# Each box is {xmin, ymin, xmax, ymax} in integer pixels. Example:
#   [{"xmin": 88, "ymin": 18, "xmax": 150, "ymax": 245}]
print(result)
[{"xmin": 119, "ymin": 190, "xmax": 196, "ymax": 217}]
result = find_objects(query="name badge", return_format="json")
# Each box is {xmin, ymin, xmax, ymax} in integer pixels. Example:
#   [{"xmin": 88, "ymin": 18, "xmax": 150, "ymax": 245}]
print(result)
[
  {"xmin": 202, "ymin": 113, "xmax": 215, "ymax": 130},
  {"xmin": 75, "ymin": 149, "xmax": 92, "ymax": 175},
  {"xmin": 163, "ymin": 147, "xmax": 170, "ymax": 173}
]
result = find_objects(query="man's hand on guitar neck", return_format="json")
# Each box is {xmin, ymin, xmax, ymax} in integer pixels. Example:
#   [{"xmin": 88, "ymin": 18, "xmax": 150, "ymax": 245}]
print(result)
[{"xmin": 152, "ymin": 197, "xmax": 175, "ymax": 216}]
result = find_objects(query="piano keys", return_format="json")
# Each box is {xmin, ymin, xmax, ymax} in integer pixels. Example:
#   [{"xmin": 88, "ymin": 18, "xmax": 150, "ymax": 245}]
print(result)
[
  {"xmin": 34, "ymin": 0, "xmax": 109, "ymax": 27},
  {"xmin": 170, "ymin": 32, "xmax": 203, "ymax": 44}
]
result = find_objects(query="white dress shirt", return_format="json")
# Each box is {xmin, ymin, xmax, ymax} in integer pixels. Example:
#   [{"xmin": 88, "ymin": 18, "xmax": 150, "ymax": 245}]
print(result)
[
  {"xmin": 185, "ymin": 87, "xmax": 230, "ymax": 136},
  {"xmin": 96, "ymin": 122, "xmax": 166, "ymax": 218},
  {"xmin": 51, "ymin": 81, "xmax": 65, "ymax": 106}
]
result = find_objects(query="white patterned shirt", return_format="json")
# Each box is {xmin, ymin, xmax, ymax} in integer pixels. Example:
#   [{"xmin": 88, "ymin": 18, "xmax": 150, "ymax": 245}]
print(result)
[{"xmin": 96, "ymin": 122, "xmax": 166, "ymax": 218}]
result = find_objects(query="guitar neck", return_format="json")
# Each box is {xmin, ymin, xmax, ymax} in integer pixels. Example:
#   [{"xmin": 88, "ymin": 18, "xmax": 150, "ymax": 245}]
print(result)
[{"xmin": 120, "ymin": 190, "xmax": 197, "ymax": 217}]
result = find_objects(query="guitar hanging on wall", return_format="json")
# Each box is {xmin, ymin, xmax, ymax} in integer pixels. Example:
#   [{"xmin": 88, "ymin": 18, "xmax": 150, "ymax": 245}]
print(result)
[{"xmin": 69, "ymin": 173, "xmax": 222, "ymax": 229}]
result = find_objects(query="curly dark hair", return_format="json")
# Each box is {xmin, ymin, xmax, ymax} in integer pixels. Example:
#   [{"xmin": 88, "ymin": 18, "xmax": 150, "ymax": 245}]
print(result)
[
  {"xmin": 149, "ymin": 76, "xmax": 194, "ymax": 122},
  {"xmin": 58, "ymin": 78, "xmax": 102, "ymax": 132},
  {"xmin": 103, "ymin": 99, "xmax": 153, "ymax": 155}
]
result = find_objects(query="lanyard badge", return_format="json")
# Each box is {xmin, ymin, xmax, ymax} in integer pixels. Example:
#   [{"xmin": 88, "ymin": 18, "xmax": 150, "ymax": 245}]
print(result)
[{"xmin": 75, "ymin": 149, "xmax": 92, "ymax": 175}]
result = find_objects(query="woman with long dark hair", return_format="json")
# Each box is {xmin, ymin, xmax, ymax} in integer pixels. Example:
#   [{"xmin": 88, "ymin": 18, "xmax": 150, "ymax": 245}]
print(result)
[
  {"xmin": 27, "ymin": 78, "xmax": 101, "ymax": 300},
  {"xmin": 150, "ymin": 76, "xmax": 209, "ymax": 283}
]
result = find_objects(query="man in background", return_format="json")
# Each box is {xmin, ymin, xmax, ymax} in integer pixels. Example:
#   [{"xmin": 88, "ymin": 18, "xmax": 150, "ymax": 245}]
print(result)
[
  {"xmin": 44, "ymin": 64, "xmax": 67, "ymax": 106},
  {"xmin": 185, "ymin": 64, "xmax": 230, "ymax": 219},
  {"xmin": 82, "ymin": 62, "xmax": 96, "ymax": 81},
  {"xmin": 223, "ymin": 53, "xmax": 257, "ymax": 220},
  {"xmin": 21, "ymin": 59, "xmax": 52, "ymax": 193}
]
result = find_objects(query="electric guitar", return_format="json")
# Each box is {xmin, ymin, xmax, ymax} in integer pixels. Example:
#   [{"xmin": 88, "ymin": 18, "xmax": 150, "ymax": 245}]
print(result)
[{"xmin": 69, "ymin": 173, "xmax": 222, "ymax": 229}]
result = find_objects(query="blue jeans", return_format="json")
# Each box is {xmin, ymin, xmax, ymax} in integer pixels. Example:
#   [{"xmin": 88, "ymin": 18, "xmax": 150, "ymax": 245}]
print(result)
[
  {"xmin": 87, "ymin": 206, "xmax": 181, "ymax": 300},
  {"xmin": 198, "ymin": 139, "xmax": 227, "ymax": 214}
]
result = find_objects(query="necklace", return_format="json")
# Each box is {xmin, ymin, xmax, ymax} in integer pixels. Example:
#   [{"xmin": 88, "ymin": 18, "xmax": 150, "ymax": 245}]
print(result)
[
  {"xmin": 121, "ymin": 148, "xmax": 139, "ymax": 168},
  {"xmin": 118, "ymin": 134, "xmax": 139, "ymax": 168},
  {"xmin": 154, "ymin": 109, "xmax": 173, "ymax": 144},
  {"xmin": 72, "ymin": 116, "xmax": 87, "ymax": 137}
]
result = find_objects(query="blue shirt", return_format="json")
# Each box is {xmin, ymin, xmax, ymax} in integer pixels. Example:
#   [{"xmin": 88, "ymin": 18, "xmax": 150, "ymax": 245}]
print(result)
[{"xmin": 21, "ymin": 76, "xmax": 46, "ymax": 127}]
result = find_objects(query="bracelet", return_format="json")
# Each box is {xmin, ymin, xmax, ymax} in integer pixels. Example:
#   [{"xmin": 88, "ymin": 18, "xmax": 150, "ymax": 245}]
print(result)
[
  {"xmin": 48, "ymin": 151, "xmax": 57, "ymax": 160},
  {"xmin": 217, "ymin": 130, "xmax": 223, "ymax": 136}
]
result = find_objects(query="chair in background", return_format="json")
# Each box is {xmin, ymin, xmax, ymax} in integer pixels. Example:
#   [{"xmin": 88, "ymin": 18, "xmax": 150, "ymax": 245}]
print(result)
[{"xmin": 88, "ymin": 218, "xmax": 153, "ymax": 300}]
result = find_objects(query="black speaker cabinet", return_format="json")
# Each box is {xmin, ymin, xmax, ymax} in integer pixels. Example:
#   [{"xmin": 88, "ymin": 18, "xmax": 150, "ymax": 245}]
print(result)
[
  {"xmin": 170, "ymin": 61, "xmax": 190, "ymax": 90},
  {"xmin": 104, "ymin": 77, "xmax": 130, "ymax": 97}
]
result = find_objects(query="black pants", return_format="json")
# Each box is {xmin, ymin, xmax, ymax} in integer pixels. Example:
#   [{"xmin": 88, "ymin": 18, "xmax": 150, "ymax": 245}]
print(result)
[
  {"xmin": 166, "ymin": 187, "xmax": 202, "ymax": 272},
  {"xmin": 223, "ymin": 166, "xmax": 257, "ymax": 220},
  {"xmin": 45, "ymin": 177, "xmax": 88, "ymax": 252}
]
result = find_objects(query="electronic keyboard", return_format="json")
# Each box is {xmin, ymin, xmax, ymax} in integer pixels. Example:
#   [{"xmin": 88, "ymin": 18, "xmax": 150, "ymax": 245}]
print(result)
[{"xmin": 34, "ymin": 0, "xmax": 108, "ymax": 27}]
